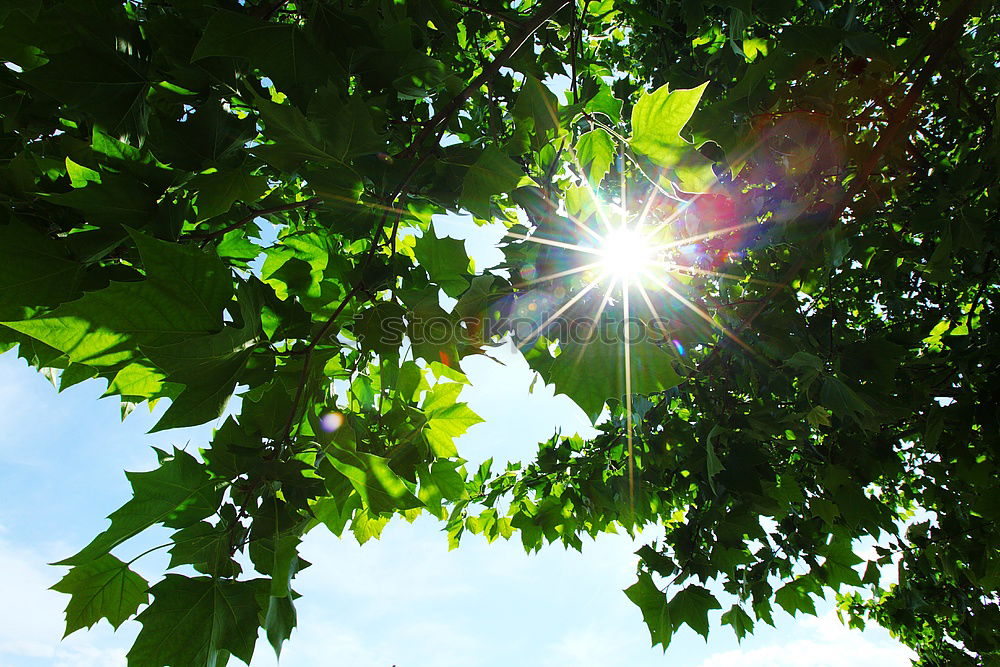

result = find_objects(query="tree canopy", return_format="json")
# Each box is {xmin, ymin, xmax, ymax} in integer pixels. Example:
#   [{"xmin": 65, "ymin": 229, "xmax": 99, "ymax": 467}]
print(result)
[{"xmin": 1, "ymin": 0, "xmax": 998, "ymax": 664}]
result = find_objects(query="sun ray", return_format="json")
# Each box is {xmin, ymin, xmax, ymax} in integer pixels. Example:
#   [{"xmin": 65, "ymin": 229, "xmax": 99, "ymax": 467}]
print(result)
[
  {"xmin": 558, "ymin": 276, "xmax": 621, "ymax": 376},
  {"xmin": 529, "ymin": 186, "xmax": 606, "ymax": 243},
  {"xmin": 562, "ymin": 209, "xmax": 605, "ymax": 243},
  {"xmin": 595, "ymin": 275, "xmax": 620, "ymax": 318},
  {"xmin": 652, "ymin": 219, "xmax": 762, "ymax": 253},
  {"xmin": 643, "ymin": 272, "xmax": 759, "ymax": 357},
  {"xmin": 618, "ymin": 145, "xmax": 628, "ymax": 230},
  {"xmin": 517, "ymin": 273, "xmax": 606, "ymax": 348},
  {"xmin": 503, "ymin": 231, "xmax": 601, "ymax": 256},
  {"xmin": 635, "ymin": 181, "xmax": 661, "ymax": 230},
  {"xmin": 634, "ymin": 282, "xmax": 678, "ymax": 351},
  {"xmin": 661, "ymin": 261, "xmax": 787, "ymax": 288},
  {"xmin": 622, "ymin": 274, "xmax": 635, "ymax": 511},
  {"xmin": 562, "ymin": 141, "xmax": 616, "ymax": 233},
  {"xmin": 514, "ymin": 261, "xmax": 603, "ymax": 288}
]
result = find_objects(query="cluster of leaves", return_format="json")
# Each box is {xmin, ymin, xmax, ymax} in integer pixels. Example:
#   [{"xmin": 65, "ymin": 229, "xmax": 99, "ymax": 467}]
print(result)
[{"xmin": 0, "ymin": 0, "xmax": 998, "ymax": 665}]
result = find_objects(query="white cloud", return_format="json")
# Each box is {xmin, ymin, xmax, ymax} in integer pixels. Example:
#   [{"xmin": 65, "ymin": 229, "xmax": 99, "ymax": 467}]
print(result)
[
  {"xmin": 0, "ymin": 533, "xmax": 131, "ymax": 666},
  {"xmin": 695, "ymin": 612, "xmax": 915, "ymax": 667}
]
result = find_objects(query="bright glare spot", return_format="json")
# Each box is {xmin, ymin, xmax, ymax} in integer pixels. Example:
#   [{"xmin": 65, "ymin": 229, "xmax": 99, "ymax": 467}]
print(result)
[
  {"xmin": 599, "ymin": 228, "xmax": 653, "ymax": 279},
  {"xmin": 319, "ymin": 411, "xmax": 344, "ymax": 433}
]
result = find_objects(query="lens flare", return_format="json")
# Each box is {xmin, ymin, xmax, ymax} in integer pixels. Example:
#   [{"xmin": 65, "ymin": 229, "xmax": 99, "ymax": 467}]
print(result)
[
  {"xmin": 502, "ymin": 170, "xmax": 761, "ymax": 512},
  {"xmin": 319, "ymin": 411, "xmax": 344, "ymax": 433}
]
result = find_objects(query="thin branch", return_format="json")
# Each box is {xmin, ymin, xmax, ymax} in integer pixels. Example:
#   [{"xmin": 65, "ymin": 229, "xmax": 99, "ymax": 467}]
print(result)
[
  {"xmin": 450, "ymin": 0, "xmax": 524, "ymax": 29},
  {"xmin": 251, "ymin": 0, "xmax": 290, "ymax": 21},
  {"xmin": 396, "ymin": 0, "xmax": 570, "ymax": 160},
  {"xmin": 276, "ymin": 282, "xmax": 365, "ymax": 450},
  {"xmin": 181, "ymin": 197, "xmax": 321, "ymax": 242},
  {"xmin": 570, "ymin": 1, "xmax": 579, "ymax": 103},
  {"xmin": 388, "ymin": 152, "xmax": 433, "ymax": 256}
]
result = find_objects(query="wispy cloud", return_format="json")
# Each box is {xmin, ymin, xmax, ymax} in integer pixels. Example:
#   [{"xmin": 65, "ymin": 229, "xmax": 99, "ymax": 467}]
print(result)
[{"xmin": 0, "ymin": 531, "xmax": 130, "ymax": 666}]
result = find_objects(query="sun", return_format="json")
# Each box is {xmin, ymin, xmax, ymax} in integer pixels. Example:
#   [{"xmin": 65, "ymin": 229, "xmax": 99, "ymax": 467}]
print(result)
[
  {"xmin": 598, "ymin": 227, "xmax": 654, "ymax": 280},
  {"xmin": 503, "ymin": 187, "xmax": 758, "ymax": 509}
]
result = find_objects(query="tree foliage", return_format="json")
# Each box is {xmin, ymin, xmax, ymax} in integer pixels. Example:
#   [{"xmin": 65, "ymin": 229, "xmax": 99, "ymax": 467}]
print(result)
[{"xmin": 1, "ymin": 0, "xmax": 998, "ymax": 664}]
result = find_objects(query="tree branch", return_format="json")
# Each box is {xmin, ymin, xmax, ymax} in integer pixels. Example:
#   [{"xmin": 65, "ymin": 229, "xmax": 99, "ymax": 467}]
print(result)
[
  {"xmin": 181, "ymin": 197, "xmax": 322, "ymax": 242},
  {"xmin": 276, "ymin": 281, "xmax": 365, "ymax": 450},
  {"xmin": 396, "ymin": 0, "xmax": 570, "ymax": 160},
  {"xmin": 450, "ymin": 0, "xmax": 524, "ymax": 29}
]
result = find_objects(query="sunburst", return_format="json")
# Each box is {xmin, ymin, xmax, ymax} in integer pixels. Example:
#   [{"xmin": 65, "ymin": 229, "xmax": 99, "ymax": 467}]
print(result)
[{"xmin": 505, "ymin": 179, "xmax": 760, "ymax": 507}]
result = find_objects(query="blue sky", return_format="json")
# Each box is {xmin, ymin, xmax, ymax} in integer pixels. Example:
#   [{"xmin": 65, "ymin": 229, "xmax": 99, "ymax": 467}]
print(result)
[{"xmin": 0, "ymin": 214, "xmax": 917, "ymax": 666}]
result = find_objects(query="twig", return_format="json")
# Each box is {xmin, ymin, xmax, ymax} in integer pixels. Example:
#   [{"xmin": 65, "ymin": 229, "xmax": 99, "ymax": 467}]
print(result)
[
  {"xmin": 450, "ymin": 0, "xmax": 524, "ymax": 28},
  {"xmin": 252, "ymin": 0, "xmax": 290, "ymax": 20},
  {"xmin": 181, "ymin": 197, "xmax": 321, "ymax": 242},
  {"xmin": 396, "ymin": 0, "xmax": 570, "ymax": 160},
  {"xmin": 569, "ymin": 1, "xmax": 579, "ymax": 103},
  {"xmin": 276, "ymin": 282, "xmax": 365, "ymax": 450}
]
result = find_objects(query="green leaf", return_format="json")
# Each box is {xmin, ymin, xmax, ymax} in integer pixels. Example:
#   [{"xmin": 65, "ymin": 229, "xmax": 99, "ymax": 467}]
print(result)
[
  {"xmin": 51, "ymin": 554, "xmax": 149, "ymax": 636},
  {"xmin": 353, "ymin": 301, "xmax": 407, "ymax": 358},
  {"xmin": 585, "ymin": 85, "xmax": 623, "ymax": 123},
  {"xmin": 21, "ymin": 43, "xmax": 149, "ymax": 141},
  {"xmin": 513, "ymin": 76, "xmax": 561, "ymax": 146},
  {"xmin": 144, "ymin": 324, "xmax": 258, "ymax": 431},
  {"xmin": 326, "ymin": 449, "xmax": 423, "ymax": 514},
  {"xmin": 0, "ymin": 220, "xmax": 83, "ymax": 318},
  {"xmin": 44, "ymin": 172, "xmax": 156, "ymax": 228},
  {"xmin": 421, "ymin": 382, "xmax": 483, "ymax": 458},
  {"xmin": 575, "ymin": 128, "xmax": 615, "ymax": 187},
  {"xmin": 820, "ymin": 376, "xmax": 872, "ymax": 424},
  {"xmin": 4, "ymin": 231, "xmax": 232, "ymax": 367},
  {"xmin": 105, "ymin": 362, "xmax": 169, "ymax": 400},
  {"xmin": 249, "ymin": 498, "xmax": 307, "ymax": 598},
  {"xmin": 252, "ymin": 89, "xmax": 383, "ymax": 170},
  {"xmin": 459, "ymin": 146, "xmax": 525, "ymax": 219},
  {"xmin": 128, "ymin": 575, "xmax": 264, "ymax": 667},
  {"xmin": 706, "ymin": 425, "xmax": 725, "ymax": 493},
  {"xmin": 264, "ymin": 594, "xmax": 297, "ymax": 658},
  {"xmin": 635, "ymin": 545, "xmax": 675, "ymax": 578},
  {"xmin": 630, "ymin": 82, "xmax": 717, "ymax": 191},
  {"xmin": 58, "ymin": 362, "xmax": 99, "ymax": 392},
  {"xmin": 721, "ymin": 604, "xmax": 754, "ymax": 641},
  {"xmin": 400, "ymin": 288, "xmax": 461, "ymax": 367},
  {"xmin": 774, "ymin": 578, "xmax": 818, "ymax": 617},
  {"xmin": 413, "ymin": 232, "xmax": 471, "ymax": 298},
  {"xmin": 631, "ymin": 82, "xmax": 707, "ymax": 157},
  {"xmin": 65, "ymin": 157, "xmax": 101, "ymax": 187},
  {"xmin": 350, "ymin": 508, "xmax": 389, "ymax": 545},
  {"xmin": 624, "ymin": 572, "xmax": 672, "ymax": 649},
  {"xmin": 427, "ymin": 460, "xmax": 468, "ymax": 502},
  {"xmin": 549, "ymin": 336, "xmax": 682, "ymax": 422},
  {"xmin": 821, "ymin": 537, "xmax": 864, "ymax": 589},
  {"xmin": 59, "ymin": 448, "xmax": 221, "ymax": 565},
  {"xmin": 668, "ymin": 584, "xmax": 721, "ymax": 639},
  {"xmin": 168, "ymin": 522, "xmax": 241, "ymax": 578},
  {"xmin": 189, "ymin": 167, "xmax": 269, "ymax": 222},
  {"xmin": 191, "ymin": 9, "xmax": 331, "ymax": 100}
]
